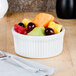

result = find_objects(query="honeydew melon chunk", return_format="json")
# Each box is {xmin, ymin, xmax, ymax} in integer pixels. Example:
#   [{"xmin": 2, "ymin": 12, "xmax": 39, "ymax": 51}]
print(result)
[{"xmin": 28, "ymin": 27, "xmax": 45, "ymax": 36}]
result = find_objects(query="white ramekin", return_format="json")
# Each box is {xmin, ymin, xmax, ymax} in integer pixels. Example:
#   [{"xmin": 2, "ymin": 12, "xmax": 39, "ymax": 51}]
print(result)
[{"xmin": 12, "ymin": 27, "xmax": 65, "ymax": 58}]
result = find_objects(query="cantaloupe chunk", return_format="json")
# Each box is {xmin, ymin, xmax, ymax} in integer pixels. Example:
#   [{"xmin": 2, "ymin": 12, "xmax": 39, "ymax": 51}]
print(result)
[{"xmin": 32, "ymin": 13, "xmax": 54, "ymax": 27}]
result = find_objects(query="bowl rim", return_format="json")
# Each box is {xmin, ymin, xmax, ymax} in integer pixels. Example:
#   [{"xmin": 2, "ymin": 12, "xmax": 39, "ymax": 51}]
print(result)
[{"xmin": 12, "ymin": 27, "xmax": 65, "ymax": 38}]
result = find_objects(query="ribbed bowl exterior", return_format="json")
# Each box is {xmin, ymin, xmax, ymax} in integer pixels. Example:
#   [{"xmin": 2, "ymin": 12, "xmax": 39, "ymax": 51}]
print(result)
[{"xmin": 12, "ymin": 27, "xmax": 65, "ymax": 58}]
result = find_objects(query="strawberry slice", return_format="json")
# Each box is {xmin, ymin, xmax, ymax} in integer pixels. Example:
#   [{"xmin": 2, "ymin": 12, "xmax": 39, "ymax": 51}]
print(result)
[
  {"xmin": 24, "ymin": 31, "xmax": 27, "ymax": 35},
  {"xmin": 53, "ymin": 20, "xmax": 59, "ymax": 24},
  {"xmin": 14, "ymin": 24, "xmax": 27, "ymax": 34},
  {"xmin": 14, "ymin": 24, "xmax": 19, "ymax": 32}
]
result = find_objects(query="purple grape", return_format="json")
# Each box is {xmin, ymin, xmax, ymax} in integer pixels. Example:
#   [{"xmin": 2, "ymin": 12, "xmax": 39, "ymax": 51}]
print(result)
[
  {"xmin": 45, "ymin": 28, "xmax": 55, "ymax": 35},
  {"xmin": 27, "ymin": 22, "xmax": 36, "ymax": 32},
  {"xmin": 18, "ymin": 22, "xmax": 25, "ymax": 27}
]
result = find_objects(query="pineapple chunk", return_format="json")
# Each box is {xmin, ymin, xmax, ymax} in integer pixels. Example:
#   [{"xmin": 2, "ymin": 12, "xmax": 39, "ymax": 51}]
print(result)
[
  {"xmin": 49, "ymin": 21, "xmax": 56, "ymax": 25},
  {"xmin": 48, "ymin": 22, "xmax": 62, "ymax": 33},
  {"xmin": 22, "ymin": 18, "xmax": 31, "ymax": 27}
]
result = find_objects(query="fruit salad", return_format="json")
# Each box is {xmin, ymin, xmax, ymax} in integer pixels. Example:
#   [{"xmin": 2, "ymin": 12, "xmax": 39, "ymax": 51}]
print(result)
[{"xmin": 14, "ymin": 13, "xmax": 62, "ymax": 36}]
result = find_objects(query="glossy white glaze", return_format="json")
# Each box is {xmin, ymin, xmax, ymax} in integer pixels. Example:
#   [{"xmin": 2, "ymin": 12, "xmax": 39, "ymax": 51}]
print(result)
[
  {"xmin": 0, "ymin": 0, "xmax": 8, "ymax": 18},
  {"xmin": 12, "ymin": 27, "xmax": 65, "ymax": 58}
]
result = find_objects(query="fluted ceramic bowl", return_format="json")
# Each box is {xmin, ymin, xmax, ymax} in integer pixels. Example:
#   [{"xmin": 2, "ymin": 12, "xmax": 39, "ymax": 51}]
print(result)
[{"xmin": 12, "ymin": 27, "xmax": 65, "ymax": 58}]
